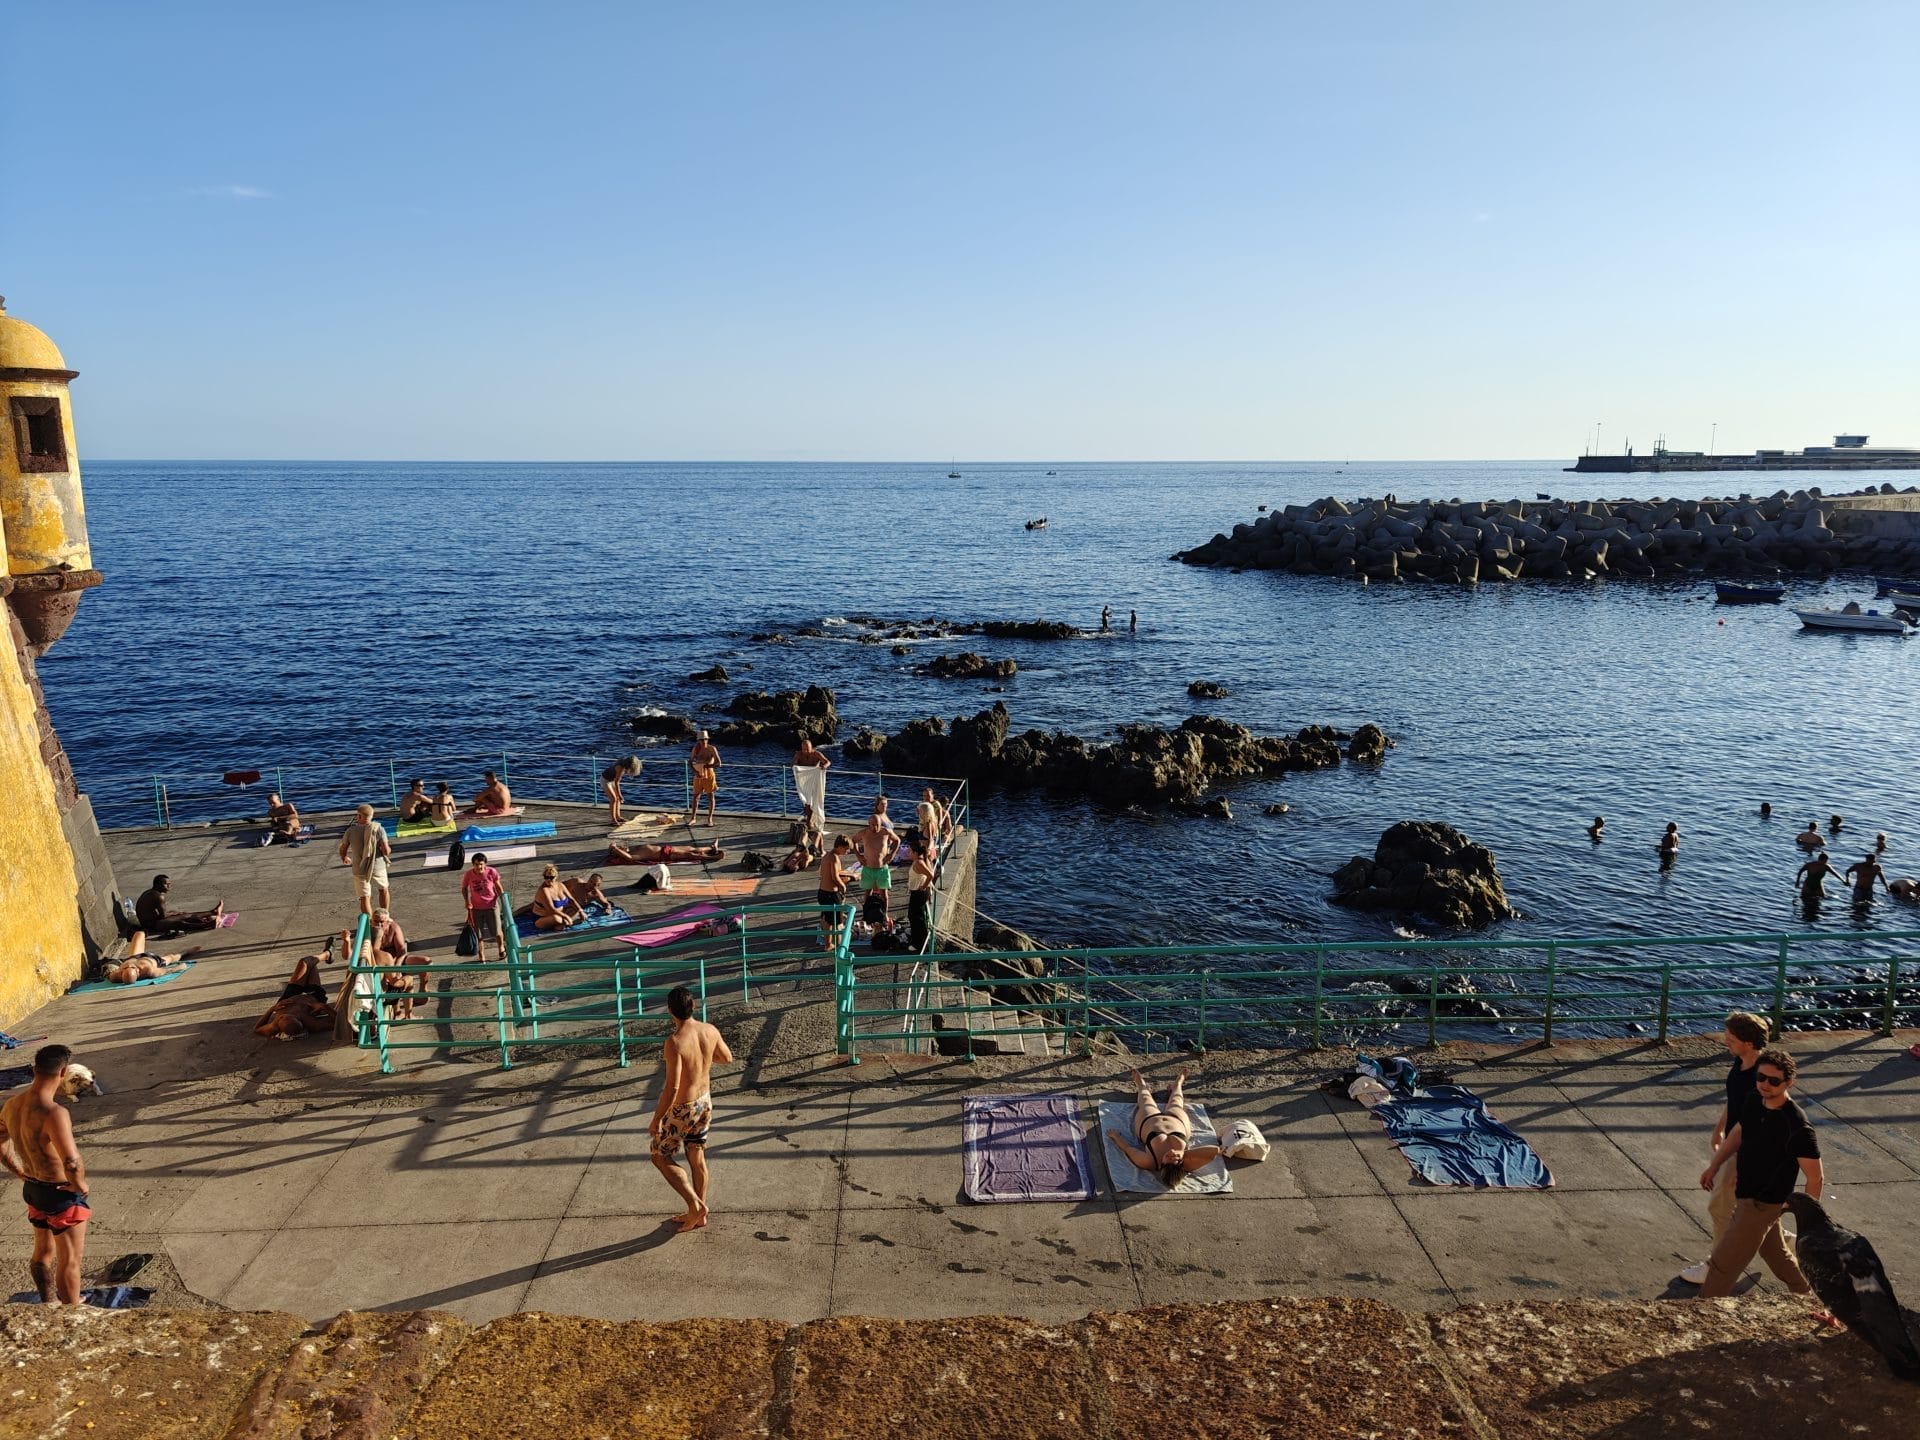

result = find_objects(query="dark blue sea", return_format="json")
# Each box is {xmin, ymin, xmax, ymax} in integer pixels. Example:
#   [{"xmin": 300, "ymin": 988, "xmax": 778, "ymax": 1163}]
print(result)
[{"xmin": 43, "ymin": 460, "xmax": 1920, "ymax": 1024}]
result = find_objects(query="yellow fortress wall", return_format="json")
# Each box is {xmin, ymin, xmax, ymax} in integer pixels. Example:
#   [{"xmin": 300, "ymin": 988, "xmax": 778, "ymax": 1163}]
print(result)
[{"xmin": 0, "ymin": 295, "xmax": 119, "ymax": 1024}]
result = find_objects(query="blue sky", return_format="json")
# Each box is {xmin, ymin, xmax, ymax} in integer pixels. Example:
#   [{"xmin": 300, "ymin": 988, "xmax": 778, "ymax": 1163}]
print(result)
[{"xmin": 6, "ymin": 2, "xmax": 1916, "ymax": 461}]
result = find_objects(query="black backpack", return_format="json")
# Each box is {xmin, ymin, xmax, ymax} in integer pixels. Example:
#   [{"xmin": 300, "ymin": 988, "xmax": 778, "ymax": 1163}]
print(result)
[{"xmin": 448, "ymin": 839, "xmax": 466, "ymax": 870}]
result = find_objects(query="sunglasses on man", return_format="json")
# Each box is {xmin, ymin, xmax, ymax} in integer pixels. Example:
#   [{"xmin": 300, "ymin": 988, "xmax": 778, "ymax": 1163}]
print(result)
[{"xmin": 1755, "ymin": 1071, "xmax": 1787, "ymax": 1086}]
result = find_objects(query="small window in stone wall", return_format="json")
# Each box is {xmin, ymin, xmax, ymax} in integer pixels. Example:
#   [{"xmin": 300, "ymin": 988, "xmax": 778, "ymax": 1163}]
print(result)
[{"xmin": 11, "ymin": 396, "xmax": 68, "ymax": 473}]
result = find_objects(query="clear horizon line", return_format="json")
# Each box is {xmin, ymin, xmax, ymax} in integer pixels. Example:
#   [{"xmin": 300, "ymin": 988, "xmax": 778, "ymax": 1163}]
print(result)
[{"xmin": 81, "ymin": 455, "xmax": 1573, "ymax": 466}]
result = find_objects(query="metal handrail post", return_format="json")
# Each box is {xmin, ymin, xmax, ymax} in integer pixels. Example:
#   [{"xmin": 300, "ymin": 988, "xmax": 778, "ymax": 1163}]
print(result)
[
  {"xmin": 160, "ymin": 783, "xmax": 171, "ymax": 829},
  {"xmin": 1656, "ymin": 960, "xmax": 1672, "ymax": 1042},
  {"xmin": 375, "ymin": 977, "xmax": 394, "ymax": 1073},
  {"xmin": 501, "ymin": 750, "xmax": 510, "ymax": 786},
  {"xmin": 781, "ymin": 764, "xmax": 791, "ymax": 818},
  {"xmin": 614, "ymin": 964, "xmax": 630, "ymax": 1068},
  {"xmin": 1883, "ymin": 957, "xmax": 1901, "ymax": 1036},
  {"xmin": 1773, "ymin": 936, "xmax": 1790, "ymax": 1033},
  {"xmin": 495, "ymin": 991, "xmax": 512, "ymax": 1069},
  {"xmin": 1197, "ymin": 969, "xmax": 1211, "ymax": 1053},
  {"xmin": 1311, "ymin": 947, "xmax": 1324, "ymax": 1047},
  {"xmin": 698, "ymin": 956, "xmax": 709, "ymax": 1021},
  {"xmin": 151, "ymin": 776, "xmax": 163, "ymax": 828},
  {"xmin": 1081, "ymin": 968, "xmax": 1093, "ymax": 1057},
  {"xmin": 1427, "ymin": 968, "xmax": 1438, "ymax": 1048},
  {"xmin": 588, "ymin": 753, "xmax": 600, "ymax": 805},
  {"xmin": 387, "ymin": 759, "xmax": 399, "ymax": 809},
  {"xmin": 1543, "ymin": 942, "xmax": 1557, "ymax": 1043},
  {"xmin": 273, "ymin": 767, "xmax": 283, "ymax": 801},
  {"xmin": 683, "ymin": 760, "xmax": 692, "ymax": 817}
]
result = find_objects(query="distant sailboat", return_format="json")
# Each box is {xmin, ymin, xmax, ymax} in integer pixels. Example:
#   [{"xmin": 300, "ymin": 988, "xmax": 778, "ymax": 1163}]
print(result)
[{"xmin": 947, "ymin": 458, "xmax": 961, "ymax": 478}]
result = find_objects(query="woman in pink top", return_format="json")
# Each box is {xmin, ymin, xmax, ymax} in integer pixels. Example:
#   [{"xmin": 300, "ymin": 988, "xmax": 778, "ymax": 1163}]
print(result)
[{"xmin": 460, "ymin": 852, "xmax": 504, "ymax": 962}]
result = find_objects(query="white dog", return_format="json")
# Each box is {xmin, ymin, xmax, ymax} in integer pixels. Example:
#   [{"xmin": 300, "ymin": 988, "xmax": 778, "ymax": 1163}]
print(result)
[{"xmin": 58, "ymin": 1062, "xmax": 103, "ymax": 1099}]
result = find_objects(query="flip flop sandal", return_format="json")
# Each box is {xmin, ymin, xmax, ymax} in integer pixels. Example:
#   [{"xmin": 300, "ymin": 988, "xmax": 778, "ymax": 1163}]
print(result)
[{"xmin": 101, "ymin": 1253, "xmax": 153, "ymax": 1285}]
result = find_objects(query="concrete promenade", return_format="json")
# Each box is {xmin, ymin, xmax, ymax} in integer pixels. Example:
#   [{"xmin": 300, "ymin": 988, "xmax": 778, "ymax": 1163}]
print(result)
[{"xmin": 3, "ymin": 804, "xmax": 1915, "ymax": 1333}]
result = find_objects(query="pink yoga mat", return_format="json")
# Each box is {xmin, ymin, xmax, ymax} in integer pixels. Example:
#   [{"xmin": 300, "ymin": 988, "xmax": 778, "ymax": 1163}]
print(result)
[{"xmin": 614, "ymin": 903, "xmax": 720, "ymax": 949}]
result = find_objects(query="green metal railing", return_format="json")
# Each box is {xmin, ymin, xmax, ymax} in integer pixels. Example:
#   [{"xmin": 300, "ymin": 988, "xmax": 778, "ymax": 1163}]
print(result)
[
  {"xmin": 838, "ymin": 928, "xmax": 1920, "ymax": 1061},
  {"xmin": 88, "ymin": 749, "xmax": 970, "ymax": 835},
  {"xmin": 345, "ymin": 896, "xmax": 856, "ymax": 1073}
]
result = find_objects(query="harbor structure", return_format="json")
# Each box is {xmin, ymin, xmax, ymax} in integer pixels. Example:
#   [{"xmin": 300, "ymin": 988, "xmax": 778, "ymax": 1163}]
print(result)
[
  {"xmin": 0, "ymin": 296, "xmax": 122, "ymax": 1021},
  {"xmin": 1572, "ymin": 434, "xmax": 1920, "ymax": 473}
]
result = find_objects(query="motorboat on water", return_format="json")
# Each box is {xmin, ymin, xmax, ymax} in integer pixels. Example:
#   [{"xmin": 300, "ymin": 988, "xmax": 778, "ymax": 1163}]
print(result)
[
  {"xmin": 1881, "ymin": 587, "xmax": 1920, "ymax": 610},
  {"xmin": 1715, "ymin": 581, "xmax": 1786, "ymax": 603},
  {"xmin": 1794, "ymin": 606, "xmax": 1912, "ymax": 635},
  {"xmin": 1874, "ymin": 576, "xmax": 1920, "ymax": 596},
  {"xmin": 1025, "ymin": 517, "xmax": 1048, "ymax": 531}
]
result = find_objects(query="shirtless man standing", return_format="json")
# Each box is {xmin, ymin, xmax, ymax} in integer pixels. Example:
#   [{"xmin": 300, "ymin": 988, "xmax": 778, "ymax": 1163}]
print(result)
[
  {"xmin": 1795, "ymin": 851, "xmax": 1840, "ymax": 904},
  {"xmin": 686, "ymin": 731, "xmax": 722, "ymax": 827},
  {"xmin": 816, "ymin": 834, "xmax": 858, "ymax": 947},
  {"xmin": 650, "ymin": 986, "xmax": 733, "ymax": 1233},
  {"xmin": 0, "ymin": 1046, "xmax": 90, "ymax": 1304},
  {"xmin": 853, "ymin": 805, "xmax": 901, "ymax": 923},
  {"xmin": 1844, "ymin": 853, "xmax": 1889, "ymax": 903}
]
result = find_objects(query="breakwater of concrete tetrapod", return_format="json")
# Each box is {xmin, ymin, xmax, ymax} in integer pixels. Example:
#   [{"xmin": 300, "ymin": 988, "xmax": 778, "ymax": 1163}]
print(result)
[{"xmin": 1174, "ymin": 485, "xmax": 1920, "ymax": 583}]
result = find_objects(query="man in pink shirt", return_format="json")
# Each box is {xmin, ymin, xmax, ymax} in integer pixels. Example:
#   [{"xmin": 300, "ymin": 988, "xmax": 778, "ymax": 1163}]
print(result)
[{"xmin": 459, "ymin": 852, "xmax": 503, "ymax": 963}]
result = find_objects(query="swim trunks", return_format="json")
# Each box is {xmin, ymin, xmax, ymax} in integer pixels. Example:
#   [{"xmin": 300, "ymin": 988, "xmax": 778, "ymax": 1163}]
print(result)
[
  {"xmin": 692, "ymin": 768, "xmax": 717, "ymax": 796},
  {"xmin": 816, "ymin": 889, "xmax": 841, "ymax": 908},
  {"xmin": 860, "ymin": 866, "xmax": 892, "ymax": 892},
  {"xmin": 651, "ymin": 1094, "xmax": 712, "ymax": 1158},
  {"xmin": 23, "ymin": 1180, "xmax": 90, "ymax": 1233}
]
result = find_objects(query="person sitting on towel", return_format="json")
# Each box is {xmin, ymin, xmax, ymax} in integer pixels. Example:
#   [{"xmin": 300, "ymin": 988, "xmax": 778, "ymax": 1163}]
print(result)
[
  {"xmin": 102, "ymin": 931, "xmax": 201, "ymax": 984},
  {"xmin": 429, "ymin": 782, "xmax": 458, "ymax": 825},
  {"xmin": 471, "ymin": 770, "xmax": 513, "ymax": 815},
  {"xmin": 564, "ymin": 872, "xmax": 615, "ymax": 911},
  {"xmin": 398, "ymin": 779, "xmax": 433, "ymax": 821},
  {"xmin": 134, "ymin": 875, "xmax": 223, "ymax": 938},
  {"xmin": 530, "ymin": 865, "xmax": 583, "ymax": 931},
  {"xmin": 264, "ymin": 793, "xmax": 302, "ymax": 845},
  {"xmin": 1105, "ymin": 1068, "xmax": 1222, "ymax": 1187},
  {"xmin": 604, "ymin": 841, "xmax": 726, "ymax": 866}
]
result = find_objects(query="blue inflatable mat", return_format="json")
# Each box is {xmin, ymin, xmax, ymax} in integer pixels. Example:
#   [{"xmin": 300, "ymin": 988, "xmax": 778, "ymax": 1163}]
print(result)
[
  {"xmin": 460, "ymin": 821, "xmax": 557, "ymax": 842},
  {"xmin": 1371, "ymin": 1084, "xmax": 1553, "ymax": 1189},
  {"xmin": 70, "ymin": 961, "xmax": 196, "ymax": 995},
  {"xmin": 514, "ymin": 903, "xmax": 632, "ymax": 941}
]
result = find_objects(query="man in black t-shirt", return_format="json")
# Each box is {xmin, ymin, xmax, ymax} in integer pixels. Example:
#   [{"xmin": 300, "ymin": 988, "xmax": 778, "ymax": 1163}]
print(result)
[{"xmin": 1697, "ymin": 1046, "xmax": 1824, "ymax": 1299}]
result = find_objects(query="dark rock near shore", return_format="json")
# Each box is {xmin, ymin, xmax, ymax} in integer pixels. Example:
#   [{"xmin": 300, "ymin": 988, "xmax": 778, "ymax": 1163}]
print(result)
[
  {"xmin": 749, "ymin": 631, "xmax": 791, "ymax": 645},
  {"xmin": 631, "ymin": 713, "xmax": 697, "ymax": 739},
  {"xmin": 1332, "ymin": 821, "xmax": 1515, "ymax": 929},
  {"xmin": 980, "ymin": 618, "xmax": 1082, "ymax": 640},
  {"xmin": 922, "ymin": 652, "xmax": 1018, "ymax": 680},
  {"xmin": 844, "ymin": 727, "xmax": 886, "ymax": 759},
  {"xmin": 1187, "ymin": 680, "xmax": 1229, "ymax": 699},
  {"xmin": 687, "ymin": 665, "xmax": 730, "ymax": 683},
  {"xmin": 878, "ymin": 706, "xmax": 1373, "ymax": 809},
  {"xmin": 1347, "ymin": 723, "xmax": 1390, "ymax": 764},
  {"xmin": 709, "ymin": 686, "xmax": 838, "ymax": 747},
  {"xmin": 890, "ymin": 644, "xmax": 910, "ymax": 656},
  {"xmin": 1262, "ymin": 802, "xmax": 1291, "ymax": 815}
]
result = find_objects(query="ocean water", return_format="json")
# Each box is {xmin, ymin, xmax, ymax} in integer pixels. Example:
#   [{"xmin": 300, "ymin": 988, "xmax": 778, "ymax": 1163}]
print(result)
[{"xmin": 42, "ymin": 460, "xmax": 1920, "ymax": 990}]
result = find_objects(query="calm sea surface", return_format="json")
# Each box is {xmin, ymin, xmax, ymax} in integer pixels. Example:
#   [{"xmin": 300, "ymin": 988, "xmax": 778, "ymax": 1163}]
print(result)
[{"xmin": 44, "ymin": 461, "xmax": 1920, "ymax": 1001}]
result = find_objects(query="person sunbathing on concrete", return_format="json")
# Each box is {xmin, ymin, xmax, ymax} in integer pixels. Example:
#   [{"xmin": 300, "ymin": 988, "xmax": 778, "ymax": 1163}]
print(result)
[
  {"xmin": 255, "ymin": 939, "xmax": 337, "ymax": 1038},
  {"xmin": 264, "ymin": 793, "xmax": 303, "ymax": 845},
  {"xmin": 564, "ymin": 873, "xmax": 614, "ymax": 911},
  {"xmin": 134, "ymin": 875, "xmax": 223, "ymax": 939},
  {"xmin": 398, "ymin": 779, "xmax": 432, "ymax": 821},
  {"xmin": 429, "ymin": 783, "xmax": 458, "ymax": 825},
  {"xmin": 1106, "ymin": 1069, "xmax": 1222, "ymax": 1188},
  {"xmin": 604, "ymin": 840, "xmax": 726, "ymax": 866},
  {"xmin": 530, "ymin": 865, "xmax": 583, "ymax": 931},
  {"xmin": 102, "ymin": 931, "xmax": 201, "ymax": 984},
  {"xmin": 471, "ymin": 770, "xmax": 513, "ymax": 815}
]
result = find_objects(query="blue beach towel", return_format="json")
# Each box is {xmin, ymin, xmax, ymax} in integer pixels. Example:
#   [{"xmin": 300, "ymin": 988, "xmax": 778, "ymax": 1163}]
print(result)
[
  {"xmin": 460, "ymin": 821, "xmax": 557, "ymax": 843},
  {"xmin": 1, "ymin": 1066, "xmax": 32, "ymax": 1091},
  {"xmin": 1370, "ymin": 1084, "xmax": 1553, "ymax": 1189},
  {"xmin": 8, "ymin": 1286, "xmax": 151, "ymax": 1309},
  {"xmin": 70, "ymin": 961, "xmax": 196, "ymax": 995},
  {"xmin": 514, "ymin": 902, "xmax": 633, "ymax": 941}
]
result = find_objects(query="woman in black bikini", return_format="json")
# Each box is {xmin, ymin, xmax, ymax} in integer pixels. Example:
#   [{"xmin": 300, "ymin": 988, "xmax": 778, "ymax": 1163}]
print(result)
[{"xmin": 1105, "ymin": 1068, "xmax": 1222, "ymax": 1188}]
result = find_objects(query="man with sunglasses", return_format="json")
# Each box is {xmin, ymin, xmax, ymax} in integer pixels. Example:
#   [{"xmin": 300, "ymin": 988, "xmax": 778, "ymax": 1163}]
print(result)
[{"xmin": 1696, "ymin": 1046, "xmax": 1823, "ymax": 1300}]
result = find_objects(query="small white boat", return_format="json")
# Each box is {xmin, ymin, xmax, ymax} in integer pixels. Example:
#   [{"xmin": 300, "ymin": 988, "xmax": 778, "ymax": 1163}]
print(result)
[
  {"xmin": 1794, "ymin": 607, "xmax": 1912, "ymax": 635},
  {"xmin": 1881, "ymin": 588, "xmax": 1920, "ymax": 609},
  {"xmin": 1024, "ymin": 517, "xmax": 1048, "ymax": 531}
]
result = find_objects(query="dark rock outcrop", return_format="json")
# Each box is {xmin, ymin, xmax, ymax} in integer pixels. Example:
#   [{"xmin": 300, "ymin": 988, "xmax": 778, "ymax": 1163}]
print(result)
[
  {"xmin": 1347, "ymin": 723, "xmax": 1390, "ymax": 763},
  {"xmin": 922, "ymin": 653, "xmax": 1018, "ymax": 680},
  {"xmin": 879, "ymin": 707, "xmax": 1373, "ymax": 809},
  {"xmin": 687, "ymin": 665, "xmax": 730, "ymax": 683},
  {"xmin": 980, "ymin": 618, "xmax": 1081, "ymax": 640},
  {"xmin": 844, "ymin": 727, "xmax": 886, "ymax": 758},
  {"xmin": 1331, "ymin": 821, "xmax": 1515, "ymax": 929},
  {"xmin": 631, "ymin": 713, "xmax": 697, "ymax": 739},
  {"xmin": 1187, "ymin": 680, "xmax": 1229, "ymax": 699},
  {"xmin": 709, "ymin": 687, "xmax": 838, "ymax": 747}
]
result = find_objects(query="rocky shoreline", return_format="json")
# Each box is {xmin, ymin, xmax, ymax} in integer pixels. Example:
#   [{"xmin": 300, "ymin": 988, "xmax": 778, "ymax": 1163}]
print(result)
[{"xmin": 1175, "ymin": 486, "xmax": 1920, "ymax": 583}]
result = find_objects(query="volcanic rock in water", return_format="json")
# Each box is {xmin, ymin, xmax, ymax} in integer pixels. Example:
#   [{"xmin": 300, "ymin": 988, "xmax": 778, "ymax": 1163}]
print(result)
[
  {"xmin": 922, "ymin": 652, "xmax": 1018, "ymax": 680},
  {"xmin": 687, "ymin": 665, "xmax": 729, "ymax": 683},
  {"xmin": 1188, "ymin": 680, "xmax": 1230, "ymax": 699},
  {"xmin": 1263, "ymin": 802, "xmax": 1292, "ymax": 815},
  {"xmin": 844, "ymin": 727, "xmax": 886, "ymax": 758},
  {"xmin": 631, "ymin": 713, "xmax": 697, "ymax": 739},
  {"xmin": 709, "ymin": 686, "xmax": 838, "ymax": 746},
  {"xmin": 890, "ymin": 644, "xmax": 910, "ymax": 656},
  {"xmin": 980, "ymin": 618, "xmax": 1081, "ymax": 640},
  {"xmin": 1332, "ymin": 820, "xmax": 1515, "ymax": 929},
  {"xmin": 1347, "ymin": 723, "xmax": 1389, "ymax": 763}
]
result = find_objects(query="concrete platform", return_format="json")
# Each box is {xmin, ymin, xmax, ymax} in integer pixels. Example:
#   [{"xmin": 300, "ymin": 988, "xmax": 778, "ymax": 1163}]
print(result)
[{"xmin": 2, "ymin": 809, "xmax": 1915, "ymax": 1331}]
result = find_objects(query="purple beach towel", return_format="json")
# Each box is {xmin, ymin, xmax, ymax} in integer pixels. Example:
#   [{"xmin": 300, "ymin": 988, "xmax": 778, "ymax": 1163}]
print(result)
[{"xmin": 962, "ymin": 1094, "xmax": 1093, "ymax": 1203}]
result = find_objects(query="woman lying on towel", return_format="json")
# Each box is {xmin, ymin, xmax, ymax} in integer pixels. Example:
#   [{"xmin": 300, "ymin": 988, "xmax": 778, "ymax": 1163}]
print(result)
[
  {"xmin": 604, "ymin": 841, "xmax": 726, "ymax": 866},
  {"xmin": 103, "ymin": 931, "xmax": 202, "ymax": 985},
  {"xmin": 1105, "ymin": 1069, "xmax": 1222, "ymax": 1188},
  {"xmin": 255, "ymin": 937, "xmax": 337, "ymax": 1038}
]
